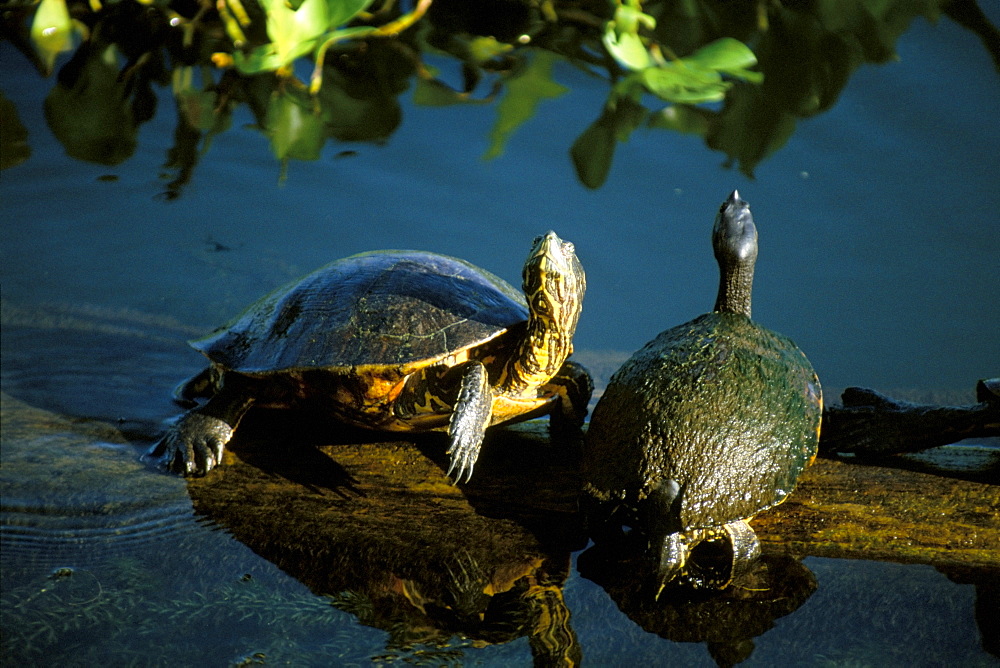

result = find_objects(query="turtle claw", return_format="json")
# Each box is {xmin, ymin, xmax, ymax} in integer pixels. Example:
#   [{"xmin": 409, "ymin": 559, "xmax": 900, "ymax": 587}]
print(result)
[
  {"xmin": 445, "ymin": 452, "xmax": 474, "ymax": 485},
  {"xmin": 145, "ymin": 412, "xmax": 233, "ymax": 476},
  {"xmin": 445, "ymin": 431, "xmax": 482, "ymax": 485}
]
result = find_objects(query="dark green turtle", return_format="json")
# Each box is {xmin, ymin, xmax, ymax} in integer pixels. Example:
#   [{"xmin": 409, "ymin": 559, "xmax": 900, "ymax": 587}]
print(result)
[
  {"xmin": 583, "ymin": 191, "xmax": 822, "ymax": 592},
  {"xmin": 147, "ymin": 232, "xmax": 592, "ymax": 483}
]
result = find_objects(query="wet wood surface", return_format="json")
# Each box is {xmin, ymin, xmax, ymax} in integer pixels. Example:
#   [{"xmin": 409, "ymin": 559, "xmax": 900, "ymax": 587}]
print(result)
[
  {"xmin": 188, "ymin": 415, "xmax": 999, "ymax": 574},
  {"xmin": 752, "ymin": 454, "xmax": 999, "ymax": 571}
]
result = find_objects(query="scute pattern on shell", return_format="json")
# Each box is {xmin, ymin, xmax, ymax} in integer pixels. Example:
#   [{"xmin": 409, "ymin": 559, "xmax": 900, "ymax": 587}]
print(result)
[
  {"xmin": 583, "ymin": 311, "xmax": 821, "ymax": 530},
  {"xmin": 193, "ymin": 251, "xmax": 529, "ymax": 373}
]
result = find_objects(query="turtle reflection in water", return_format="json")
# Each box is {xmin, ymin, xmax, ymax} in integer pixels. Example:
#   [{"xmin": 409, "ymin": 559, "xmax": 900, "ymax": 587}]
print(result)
[
  {"xmin": 147, "ymin": 232, "xmax": 592, "ymax": 483},
  {"xmin": 583, "ymin": 191, "xmax": 822, "ymax": 593}
]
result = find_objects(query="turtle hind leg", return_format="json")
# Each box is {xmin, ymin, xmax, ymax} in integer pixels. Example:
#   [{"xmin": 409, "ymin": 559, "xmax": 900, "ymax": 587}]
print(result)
[
  {"xmin": 446, "ymin": 362, "xmax": 493, "ymax": 484},
  {"xmin": 146, "ymin": 381, "xmax": 255, "ymax": 476},
  {"xmin": 543, "ymin": 359, "xmax": 594, "ymax": 435},
  {"xmin": 172, "ymin": 366, "xmax": 218, "ymax": 406},
  {"xmin": 724, "ymin": 520, "xmax": 762, "ymax": 578},
  {"xmin": 674, "ymin": 521, "xmax": 761, "ymax": 590}
]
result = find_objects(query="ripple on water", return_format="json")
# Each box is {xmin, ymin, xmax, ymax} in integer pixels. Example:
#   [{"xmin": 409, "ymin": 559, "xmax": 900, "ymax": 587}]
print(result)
[{"xmin": 0, "ymin": 392, "xmax": 201, "ymax": 570}]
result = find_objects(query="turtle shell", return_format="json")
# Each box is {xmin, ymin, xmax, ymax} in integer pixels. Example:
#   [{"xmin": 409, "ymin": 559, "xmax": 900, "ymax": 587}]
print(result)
[
  {"xmin": 583, "ymin": 311, "xmax": 822, "ymax": 530},
  {"xmin": 192, "ymin": 251, "xmax": 529, "ymax": 374}
]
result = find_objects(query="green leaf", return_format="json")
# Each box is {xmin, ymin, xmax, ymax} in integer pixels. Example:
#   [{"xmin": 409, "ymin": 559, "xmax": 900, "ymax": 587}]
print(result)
[
  {"xmin": 30, "ymin": 0, "xmax": 75, "ymax": 75},
  {"xmin": 324, "ymin": 0, "xmax": 375, "ymax": 30},
  {"xmin": 602, "ymin": 0, "xmax": 656, "ymax": 70},
  {"xmin": 265, "ymin": 0, "xmax": 330, "ymax": 66},
  {"xmin": 684, "ymin": 37, "xmax": 761, "ymax": 82},
  {"xmin": 570, "ymin": 95, "xmax": 646, "ymax": 189},
  {"xmin": 412, "ymin": 79, "xmax": 469, "ymax": 107},
  {"xmin": 484, "ymin": 50, "xmax": 568, "ymax": 160},
  {"xmin": 232, "ymin": 45, "xmax": 285, "ymax": 75},
  {"xmin": 647, "ymin": 104, "xmax": 710, "ymax": 136},
  {"xmin": 631, "ymin": 37, "xmax": 761, "ymax": 104},
  {"xmin": 602, "ymin": 28, "xmax": 650, "ymax": 71},
  {"xmin": 239, "ymin": 0, "xmax": 375, "ymax": 74},
  {"xmin": 612, "ymin": 1, "xmax": 656, "ymax": 33},
  {"xmin": 570, "ymin": 116, "xmax": 615, "ymax": 190},
  {"xmin": 267, "ymin": 89, "xmax": 324, "ymax": 161},
  {"xmin": 638, "ymin": 67, "xmax": 729, "ymax": 104},
  {"xmin": 685, "ymin": 37, "xmax": 756, "ymax": 70},
  {"xmin": 467, "ymin": 36, "xmax": 513, "ymax": 65}
]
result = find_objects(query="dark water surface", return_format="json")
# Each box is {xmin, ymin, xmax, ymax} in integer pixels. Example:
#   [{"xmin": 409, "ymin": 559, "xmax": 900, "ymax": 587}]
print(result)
[{"xmin": 2, "ymin": 4, "xmax": 999, "ymax": 666}]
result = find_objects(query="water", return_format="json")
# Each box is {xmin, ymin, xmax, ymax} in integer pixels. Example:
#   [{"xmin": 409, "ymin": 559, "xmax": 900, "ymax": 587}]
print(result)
[{"xmin": 2, "ymin": 3, "xmax": 999, "ymax": 665}]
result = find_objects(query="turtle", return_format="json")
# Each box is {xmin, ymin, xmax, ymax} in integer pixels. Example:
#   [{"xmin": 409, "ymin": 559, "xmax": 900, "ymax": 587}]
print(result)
[
  {"xmin": 147, "ymin": 231, "xmax": 592, "ymax": 483},
  {"xmin": 582, "ymin": 191, "xmax": 822, "ymax": 593}
]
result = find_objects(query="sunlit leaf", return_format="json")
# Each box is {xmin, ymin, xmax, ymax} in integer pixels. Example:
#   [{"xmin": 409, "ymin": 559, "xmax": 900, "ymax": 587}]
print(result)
[
  {"xmin": 264, "ymin": 0, "xmax": 330, "ymax": 67},
  {"xmin": 467, "ymin": 36, "xmax": 513, "ymax": 65},
  {"xmin": 686, "ymin": 37, "xmax": 756, "ymax": 70},
  {"xmin": 612, "ymin": 0, "xmax": 656, "ymax": 33},
  {"xmin": 235, "ymin": 0, "xmax": 375, "ymax": 75},
  {"xmin": 484, "ymin": 50, "xmax": 568, "ymax": 160},
  {"xmin": 639, "ymin": 66, "xmax": 728, "ymax": 104},
  {"xmin": 602, "ymin": 0, "xmax": 656, "ymax": 70},
  {"xmin": 602, "ymin": 29, "xmax": 650, "ymax": 71},
  {"xmin": 232, "ymin": 45, "xmax": 285, "ymax": 75},
  {"xmin": 684, "ymin": 37, "xmax": 762, "ymax": 82},
  {"xmin": 30, "ymin": 0, "xmax": 75, "ymax": 75}
]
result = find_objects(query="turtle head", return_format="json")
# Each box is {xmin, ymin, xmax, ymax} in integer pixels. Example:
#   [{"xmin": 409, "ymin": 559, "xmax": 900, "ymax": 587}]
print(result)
[
  {"xmin": 712, "ymin": 190, "xmax": 758, "ymax": 317},
  {"xmin": 507, "ymin": 231, "xmax": 586, "ymax": 391},
  {"xmin": 525, "ymin": 230, "xmax": 585, "ymax": 329}
]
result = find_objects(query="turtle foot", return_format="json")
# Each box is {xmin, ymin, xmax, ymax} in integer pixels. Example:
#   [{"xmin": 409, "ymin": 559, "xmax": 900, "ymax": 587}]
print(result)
[
  {"xmin": 654, "ymin": 532, "xmax": 688, "ymax": 601},
  {"xmin": 446, "ymin": 363, "xmax": 492, "ymax": 484},
  {"xmin": 145, "ymin": 412, "xmax": 233, "ymax": 476}
]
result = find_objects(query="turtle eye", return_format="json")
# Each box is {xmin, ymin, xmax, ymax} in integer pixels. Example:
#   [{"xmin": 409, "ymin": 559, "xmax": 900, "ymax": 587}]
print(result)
[{"xmin": 532, "ymin": 235, "xmax": 543, "ymax": 246}]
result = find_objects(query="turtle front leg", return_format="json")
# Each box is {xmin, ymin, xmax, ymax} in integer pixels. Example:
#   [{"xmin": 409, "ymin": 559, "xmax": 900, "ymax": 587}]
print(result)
[
  {"xmin": 447, "ymin": 362, "xmax": 493, "ymax": 484},
  {"xmin": 146, "ymin": 385, "xmax": 254, "ymax": 476},
  {"xmin": 542, "ymin": 359, "xmax": 594, "ymax": 433}
]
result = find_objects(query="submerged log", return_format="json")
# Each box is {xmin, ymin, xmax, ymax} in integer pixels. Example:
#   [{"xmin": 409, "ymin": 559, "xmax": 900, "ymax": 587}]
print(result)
[{"xmin": 820, "ymin": 378, "xmax": 1000, "ymax": 458}]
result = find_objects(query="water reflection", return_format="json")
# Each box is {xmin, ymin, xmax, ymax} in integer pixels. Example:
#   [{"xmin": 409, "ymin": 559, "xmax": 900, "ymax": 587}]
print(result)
[
  {"xmin": 184, "ymin": 410, "xmax": 586, "ymax": 664},
  {"xmin": 5, "ymin": 0, "xmax": 998, "ymax": 191},
  {"xmin": 578, "ymin": 540, "xmax": 817, "ymax": 668}
]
